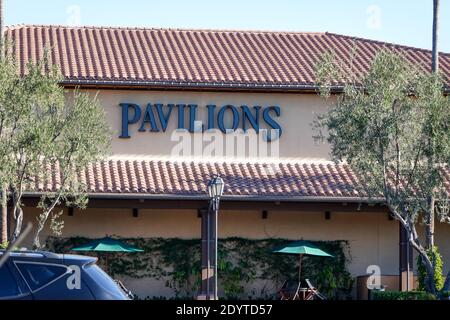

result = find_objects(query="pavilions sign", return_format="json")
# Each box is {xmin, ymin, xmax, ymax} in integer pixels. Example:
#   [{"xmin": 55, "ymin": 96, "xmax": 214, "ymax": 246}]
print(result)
[{"xmin": 119, "ymin": 103, "xmax": 282, "ymax": 141}]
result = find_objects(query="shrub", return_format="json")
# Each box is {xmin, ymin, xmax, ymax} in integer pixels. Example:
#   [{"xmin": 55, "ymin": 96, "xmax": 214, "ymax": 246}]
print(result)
[
  {"xmin": 417, "ymin": 246, "xmax": 445, "ymax": 291},
  {"xmin": 372, "ymin": 291, "xmax": 436, "ymax": 300}
]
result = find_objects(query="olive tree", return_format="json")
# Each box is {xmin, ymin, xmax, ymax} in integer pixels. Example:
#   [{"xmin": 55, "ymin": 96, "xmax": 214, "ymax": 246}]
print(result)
[
  {"xmin": 0, "ymin": 0, "xmax": 7, "ymax": 246},
  {"xmin": 0, "ymin": 51, "xmax": 110, "ymax": 248},
  {"xmin": 314, "ymin": 50, "xmax": 450, "ymax": 293},
  {"xmin": 31, "ymin": 89, "xmax": 111, "ymax": 249}
]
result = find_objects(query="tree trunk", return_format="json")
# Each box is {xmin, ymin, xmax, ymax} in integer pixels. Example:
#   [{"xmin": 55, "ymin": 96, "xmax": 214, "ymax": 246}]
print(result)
[
  {"xmin": 0, "ymin": 0, "xmax": 3, "ymax": 49},
  {"xmin": 417, "ymin": 245, "xmax": 437, "ymax": 294},
  {"xmin": 443, "ymin": 270, "xmax": 450, "ymax": 292},
  {"xmin": 426, "ymin": 198, "xmax": 435, "ymax": 249},
  {"xmin": 431, "ymin": 0, "xmax": 439, "ymax": 72},
  {"xmin": 0, "ymin": 186, "xmax": 7, "ymax": 244},
  {"xmin": 424, "ymin": 0, "xmax": 440, "ymax": 291},
  {"xmin": 32, "ymin": 227, "xmax": 43, "ymax": 250},
  {"xmin": 32, "ymin": 212, "xmax": 49, "ymax": 250},
  {"xmin": 401, "ymin": 216, "xmax": 437, "ymax": 294},
  {"xmin": 12, "ymin": 205, "xmax": 23, "ymax": 242},
  {"xmin": 33, "ymin": 193, "xmax": 64, "ymax": 250},
  {"xmin": 425, "ymin": 263, "xmax": 437, "ymax": 294},
  {"xmin": 11, "ymin": 188, "xmax": 24, "ymax": 242},
  {"xmin": 427, "ymin": 274, "xmax": 437, "ymax": 294},
  {"xmin": 0, "ymin": 0, "xmax": 5, "ymax": 244}
]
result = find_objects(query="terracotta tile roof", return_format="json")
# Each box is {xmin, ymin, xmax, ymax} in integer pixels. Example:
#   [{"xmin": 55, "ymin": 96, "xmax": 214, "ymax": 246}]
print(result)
[
  {"xmin": 23, "ymin": 159, "xmax": 450, "ymax": 201},
  {"xmin": 5, "ymin": 25, "xmax": 450, "ymax": 90}
]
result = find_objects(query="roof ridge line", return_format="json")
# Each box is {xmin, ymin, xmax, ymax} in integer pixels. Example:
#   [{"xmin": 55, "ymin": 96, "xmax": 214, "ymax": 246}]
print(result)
[
  {"xmin": 6, "ymin": 24, "xmax": 449, "ymax": 55},
  {"xmin": 4, "ymin": 24, "xmax": 327, "ymax": 36},
  {"xmin": 326, "ymin": 32, "xmax": 450, "ymax": 55}
]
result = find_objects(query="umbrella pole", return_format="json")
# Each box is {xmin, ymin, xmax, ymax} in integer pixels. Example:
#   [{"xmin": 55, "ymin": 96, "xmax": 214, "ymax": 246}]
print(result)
[
  {"xmin": 298, "ymin": 254, "xmax": 303, "ymax": 284},
  {"xmin": 105, "ymin": 253, "xmax": 109, "ymax": 274}
]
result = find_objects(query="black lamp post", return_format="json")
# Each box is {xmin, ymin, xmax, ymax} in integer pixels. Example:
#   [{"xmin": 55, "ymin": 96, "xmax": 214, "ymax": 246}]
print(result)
[{"xmin": 207, "ymin": 175, "xmax": 224, "ymax": 300}]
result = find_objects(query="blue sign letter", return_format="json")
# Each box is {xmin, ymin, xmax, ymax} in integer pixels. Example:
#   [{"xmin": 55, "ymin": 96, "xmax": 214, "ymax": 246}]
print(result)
[
  {"xmin": 218, "ymin": 105, "xmax": 240, "ymax": 133},
  {"xmin": 241, "ymin": 106, "xmax": 261, "ymax": 133},
  {"xmin": 177, "ymin": 104, "xmax": 186, "ymax": 129},
  {"xmin": 188, "ymin": 104, "xmax": 199, "ymax": 132},
  {"xmin": 119, "ymin": 103, "xmax": 142, "ymax": 138},
  {"xmin": 262, "ymin": 106, "xmax": 282, "ymax": 141},
  {"xmin": 139, "ymin": 104, "xmax": 160, "ymax": 132},
  {"xmin": 156, "ymin": 104, "xmax": 174, "ymax": 132},
  {"xmin": 206, "ymin": 105, "xmax": 216, "ymax": 130}
]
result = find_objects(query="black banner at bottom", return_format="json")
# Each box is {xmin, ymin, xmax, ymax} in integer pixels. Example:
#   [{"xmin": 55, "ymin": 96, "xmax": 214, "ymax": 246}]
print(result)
[{"xmin": 0, "ymin": 300, "xmax": 445, "ymax": 318}]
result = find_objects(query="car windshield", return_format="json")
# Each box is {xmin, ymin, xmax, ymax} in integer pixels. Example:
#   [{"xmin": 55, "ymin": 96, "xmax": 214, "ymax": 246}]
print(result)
[{"xmin": 84, "ymin": 264, "xmax": 129, "ymax": 299}]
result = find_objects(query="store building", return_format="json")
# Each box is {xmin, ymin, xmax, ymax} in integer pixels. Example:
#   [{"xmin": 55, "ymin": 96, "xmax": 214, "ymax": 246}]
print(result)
[{"xmin": 5, "ymin": 25, "xmax": 450, "ymax": 299}]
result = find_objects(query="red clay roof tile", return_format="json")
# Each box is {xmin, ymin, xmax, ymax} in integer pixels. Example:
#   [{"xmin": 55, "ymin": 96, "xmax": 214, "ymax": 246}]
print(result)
[
  {"xmin": 5, "ymin": 25, "xmax": 450, "ymax": 90},
  {"xmin": 23, "ymin": 158, "xmax": 448, "ymax": 200}
]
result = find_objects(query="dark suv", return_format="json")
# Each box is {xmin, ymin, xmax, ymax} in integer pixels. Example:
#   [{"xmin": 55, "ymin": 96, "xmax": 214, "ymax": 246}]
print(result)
[{"xmin": 0, "ymin": 250, "xmax": 132, "ymax": 300}]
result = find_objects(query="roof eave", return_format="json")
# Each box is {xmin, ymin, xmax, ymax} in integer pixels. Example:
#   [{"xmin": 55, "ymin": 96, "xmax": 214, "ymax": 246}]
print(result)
[
  {"xmin": 22, "ymin": 191, "xmax": 384, "ymax": 203},
  {"xmin": 60, "ymin": 79, "xmax": 345, "ymax": 93},
  {"xmin": 60, "ymin": 79, "xmax": 450, "ymax": 94}
]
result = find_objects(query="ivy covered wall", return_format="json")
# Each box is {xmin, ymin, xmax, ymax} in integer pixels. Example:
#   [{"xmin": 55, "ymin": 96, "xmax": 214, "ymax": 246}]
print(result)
[{"xmin": 47, "ymin": 237, "xmax": 354, "ymax": 300}]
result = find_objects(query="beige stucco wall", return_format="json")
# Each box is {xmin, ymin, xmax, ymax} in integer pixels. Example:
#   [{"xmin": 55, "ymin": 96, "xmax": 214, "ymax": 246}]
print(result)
[
  {"xmin": 80, "ymin": 89, "xmax": 332, "ymax": 160},
  {"xmin": 21, "ymin": 207, "xmax": 399, "ymax": 276},
  {"xmin": 16, "ymin": 205, "xmax": 450, "ymax": 298}
]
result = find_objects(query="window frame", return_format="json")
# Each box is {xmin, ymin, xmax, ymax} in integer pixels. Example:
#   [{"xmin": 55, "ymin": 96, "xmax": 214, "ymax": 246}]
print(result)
[
  {"xmin": 0, "ymin": 262, "xmax": 32, "ymax": 300},
  {"xmin": 13, "ymin": 261, "xmax": 71, "ymax": 294}
]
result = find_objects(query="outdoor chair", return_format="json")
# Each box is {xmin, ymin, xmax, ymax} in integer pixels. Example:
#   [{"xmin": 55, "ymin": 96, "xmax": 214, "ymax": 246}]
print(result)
[
  {"xmin": 305, "ymin": 279, "xmax": 327, "ymax": 300},
  {"xmin": 278, "ymin": 280, "xmax": 302, "ymax": 300}
]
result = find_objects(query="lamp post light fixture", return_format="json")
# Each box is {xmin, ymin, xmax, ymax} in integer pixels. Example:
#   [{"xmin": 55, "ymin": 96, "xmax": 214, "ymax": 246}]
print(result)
[{"xmin": 207, "ymin": 175, "xmax": 224, "ymax": 300}]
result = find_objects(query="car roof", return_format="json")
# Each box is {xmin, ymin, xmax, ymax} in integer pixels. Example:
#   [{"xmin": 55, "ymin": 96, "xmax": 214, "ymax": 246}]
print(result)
[
  {"xmin": 62, "ymin": 254, "xmax": 97, "ymax": 265},
  {"xmin": 0, "ymin": 250, "xmax": 97, "ymax": 265},
  {"xmin": 0, "ymin": 250, "xmax": 60, "ymax": 259}
]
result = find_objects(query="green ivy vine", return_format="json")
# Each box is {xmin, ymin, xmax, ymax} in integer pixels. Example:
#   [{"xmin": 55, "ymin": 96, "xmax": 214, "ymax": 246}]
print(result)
[{"xmin": 46, "ymin": 237, "xmax": 354, "ymax": 300}]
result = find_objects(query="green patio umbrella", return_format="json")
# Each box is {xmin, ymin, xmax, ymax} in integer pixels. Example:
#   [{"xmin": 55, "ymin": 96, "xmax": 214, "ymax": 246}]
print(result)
[
  {"xmin": 71, "ymin": 237, "xmax": 144, "ymax": 253},
  {"xmin": 272, "ymin": 240, "xmax": 333, "ymax": 282},
  {"xmin": 71, "ymin": 237, "xmax": 144, "ymax": 273}
]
